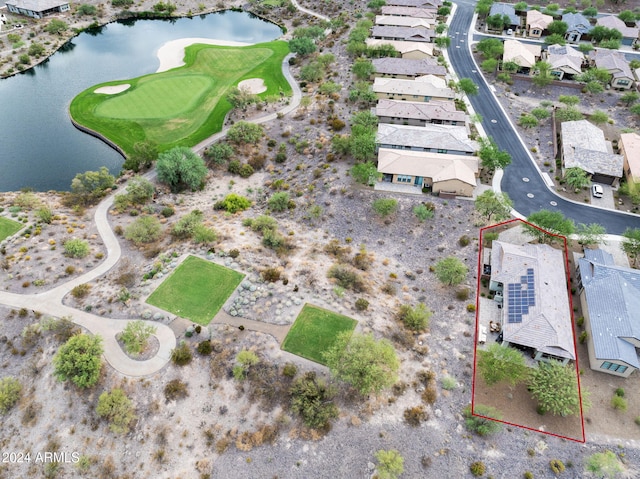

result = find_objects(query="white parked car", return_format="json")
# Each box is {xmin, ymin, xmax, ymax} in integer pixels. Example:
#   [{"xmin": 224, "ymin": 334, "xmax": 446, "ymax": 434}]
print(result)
[
  {"xmin": 592, "ymin": 184, "xmax": 604, "ymax": 198},
  {"xmin": 506, "ymin": 28, "xmax": 513, "ymax": 35}
]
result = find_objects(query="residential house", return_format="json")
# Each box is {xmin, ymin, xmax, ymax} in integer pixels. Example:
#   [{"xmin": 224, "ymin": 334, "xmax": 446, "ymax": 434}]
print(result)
[
  {"xmin": 596, "ymin": 15, "xmax": 638, "ymax": 46},
  {"xmin": 374, "ymin": 98, "xmax": 466, "ymax": 126},
  {"xmin": 376, "ymin": 123, "xmax": 477, "ymax": 155},
  {"xmin": 489, "ymin": 3, "xmax": 520, "ymax": 29},
  {"xmin": 590, "ymin": 48, "xmax": 635, "ymax": 90},
  {"xmin": 372, "ymin": 75, "xmax": 455, "ymax": 102},
  {"xmin": 503, "ymin": 39, "xmax": 541, "ymax": 73},
  {"xmin": 562, "ymin": 12, "xmax": 592, "ymax": 43},
  {"xmin": 489, "ymin": 241, "xmax": 575, "ymax": 364},
  {"xmin": 371, "ymin": 25, "xmax": 435, "ymax": 43},
  {"xmin": 377, "ymin": 148, "xmax": 479, "ymax": 196},
  {"xmin": 526, "ymin": 10, "xmax": 553, "ymax": 38},
  {"xmin": 561, "ymin": 120, "xmax": 623, "ymax": 185},
  {"xmin": 365, "ymin": 39, "xmax": 435, "ymax": 59},
  {"xmin": 384, "ymin": 0, "xmax": 443, "ymax": 8},
  {"xmin": 371, "ymin": 57, "xmax": 446, "ymax": 79},
  {"xmin": 545, "ymin": 44, "xmax": 585, "ymax": 80},
  {"xmin": 5, "ymin": 0, "xmax": 69, "ymax": 18},
  {"xmin": 380, "ymin": 6, "xmax": 437, "ymax": 20},
  {"xmin": 577, "ymin": 249, "xmax": 640, "ymax": 378},
  {"xmin": 375, "ymin": 15, "xmax": 433, "ymax": 29},
  {"xmin": 619, "ymin": 132, "xmax": 640, "ymax": 185}
]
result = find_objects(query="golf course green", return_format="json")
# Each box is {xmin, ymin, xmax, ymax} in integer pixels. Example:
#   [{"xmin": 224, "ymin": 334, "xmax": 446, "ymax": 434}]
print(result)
[{"xmin": 70, "ymin": 40, "xmax": 290, "ymax": 156}]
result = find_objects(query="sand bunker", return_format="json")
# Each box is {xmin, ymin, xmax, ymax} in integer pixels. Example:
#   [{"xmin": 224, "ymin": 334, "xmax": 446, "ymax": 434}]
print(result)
[
  {"xmin": 237, "ymin": 78, "xmax": 267, "ymax": 94},
  {"xmin": 156, "ymin": 38, "xmax": 252, "ymax": 73},
  {"xmin": 94, "ymin": 84, "xmax": 130, "ymax": 94}
]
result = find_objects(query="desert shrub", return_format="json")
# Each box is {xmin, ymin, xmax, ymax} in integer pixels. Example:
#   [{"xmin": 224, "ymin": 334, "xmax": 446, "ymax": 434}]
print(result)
[
  {"xmin": 268, "ymin": 192, "xmax": 291, "ymax": 212},
  {"xmin": 403, "ymin": 405, "xmax": 428, "ymax": 427},
  {"xmin": 375, "ymin": 449, "xmax": 404, "ymax": 479},
  {"xmin": 216, "ymin": 194, "xmax": 251, "ymax": 213},
  {"xmin": 372, "ymin": 198, "xmax": 398, "ymax": 217},
  {"xmin": 40, "ymin": 317, "xmax": 79, "ymax": 342},
  {"xmin": 327, "ymin": 264, "xmax": 368, "ymax": 292},
  {"xmin": 441, "ymin": 376, "xmax": 457, "ymax": 390},
  {"xmin": 36, "ymin": 206, "xmax": 53, "ymax": 224},
  {"xmin": 290, "ymin": 372, "xmax": 339, "ymax": 430},
  {"xmin": 53, "ymin": 334, "xmax": 103, "ymax": 388},
  {"xmin": 245, "ymin": 215, "xmax": 277, "ymax": 234},
  {"xmin": 71, "ymin": 283, "xmax": 91, "ymax": 299},
  {"xmin": 171, "ymin": 210, "xmax": 203, "ymax": 239},
  {"xmin": 238, "ymin": 163, "xmax": 254, "ymax": 178},
  {"xmin": 456, "ymin": 287, "xmax": 470, "ymax": 300},
  {"xmin": 413, "ymin": 204, "xmax": 434, "ymax": 222},
  {"xmin": 233, "ymin": 350, "xmax": 259, "ymax": 380},
  {"xmin": 463, "ymin": 404, "xmax": 503, "ymax": 436},
  {"xmin": 381, "ymin": 281, "xmax": 396, "ymax": 295},
  {"xmin": 396, "ymin": 303, "xmax": 431, "ymax": 331},
  {"xmin": 164, "ymin": 379, "xmax": 189, "ymax": 401},
  {"xmin": 120, "ymin": 321, "xmax": 156, "ymax": 355},
  {"xmin": 248, "ymin": 154, "xmax": 266, "ymax": 170},
  {"xmin": 470, "ymin": 461, "xmax": 486, "ymax": 477},
  {"xmin": 282, "ymin": 363, "xmax": 297, "ymax": 378},
  {"xmin": 196, "ymin": 341, "xmax": 212, "ymax": 356},
  {"xmin": 64, "ymin": 238, "xmax": 90, "ymax": 258},
  {"xmin": 0, "ymin": 377, "xmax": 22, "ymax": 414},
  {"xmin": 615, "ymin": 387, "xmax": 624, "ymax": 397},
  {"xmin": 323, "ymin": 239, "xmax": 351, "ymax": 261},
  {"xmin": 262, "ymin": 267, "xmax": 281, "ymax": 283},
  {"xmin": 228, "ymin": 249, "xmax": 240, "ymax": 259},
  {"xmin": 579, "ymin": 330, "xmax": 588, "ymax": 344},
  {"xmin": 459, "ymin": 235, "xmax": 471, "ymax": 247},
  {"xmin": 96, "ymin": 388, "xmax": 136, "ymax": 434},
  {"xmin": 124, "ymin": 216, "xmax": 162, "ymax": 245},
  {"xmin": 549, "ymin": 459, "xmax": 565, "ymax": 474},
  {"xmin": 228, "ymin": 159, "xmax": 241, "ymax": 174},
  {"xmin": 611, "ymin": 395, "xmax": 627, "ymax": 411},
  {"xmin": 523, "ymin": 472, "xmax": 534, "ymax": 479},
  {"xmin": 192, "ymin": 224, "xmax": 217, "ymax": 244},
  {"xmin": 352, "ymin": 246, "xmax": 372, "ymax": 271},
  {"xmin": 576, "ymin": 316, "xmax": 584, "ymax": 327},
  {"xmin": 161, "ymin": 206, "xmax": 174, "ymax": 217},
  {"xmin": 171, "ymin": 342, "xmax": 192, "ymax": 366},
  {"xmin": 355, "ymin": 298, "xmax": 369, "ymax": 311},
  {"xmin": 421, "ymin": 386, "xmax": 437, "ymax": 404},
  {"xmin": 467, "ymin": 304, "xmax": 476, "ymax": 312}
]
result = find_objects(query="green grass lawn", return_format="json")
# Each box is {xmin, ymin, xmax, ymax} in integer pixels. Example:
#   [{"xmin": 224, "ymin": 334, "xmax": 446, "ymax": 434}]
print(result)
[
  {"xmin": 281, "ymin": 304, "xmax": 357, "ymax": 365},
  {"xmin": 70, "ymin": 40, "xmax": 291, "ymax": 157},
  {"xmin": 146, "ymin": 255, "xmax": 244, "ymax": 325},
  {"xmin": 0, "ymin": 217, "xmax": 23, "ymax": 242}
]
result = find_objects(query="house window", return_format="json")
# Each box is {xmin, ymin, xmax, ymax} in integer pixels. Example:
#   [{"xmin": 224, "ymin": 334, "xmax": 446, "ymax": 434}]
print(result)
[
  {"xmin": 617, "ymin": 79, "xmax": 630, "ymax": 86},
  {"xmin": 532, "ymin": 29, "xmax": 541, "ymax": 35},
  {"xmin": 396, "ymin": 175, "xmax": 412, "ymax": 183},
  {"xmin": 601, "ymin": 362, "xmax": 628, "ymax": 374}
]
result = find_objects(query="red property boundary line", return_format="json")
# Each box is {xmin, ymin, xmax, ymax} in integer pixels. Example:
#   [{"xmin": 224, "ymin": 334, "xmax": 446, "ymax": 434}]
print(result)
[{"xmin": 471, "ymin": 218, "xmax": 586, "ymax": 443}]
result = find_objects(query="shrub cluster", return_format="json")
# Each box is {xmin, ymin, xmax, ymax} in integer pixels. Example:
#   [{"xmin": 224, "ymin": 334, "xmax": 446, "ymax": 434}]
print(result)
[{"xmin": 327, "ymin": 264, "xmax": 368, "ymax": 292}]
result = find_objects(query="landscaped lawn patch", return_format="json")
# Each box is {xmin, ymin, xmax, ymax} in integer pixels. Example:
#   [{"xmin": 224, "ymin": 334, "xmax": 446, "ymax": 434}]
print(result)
[
  {"xmin": 0, "ymin": 217, "xmax": 23, "ymax": 242},
  {"xmin": 282, "ymin": 304, "xmax": 357, "ymax": 365},
  {"xmin": 146, "ymin": 255, "xmax": 244, "ymax": 325},
  {"xmin": 70, "ymin": 41, "xmax": 291, "ymax": 156}
]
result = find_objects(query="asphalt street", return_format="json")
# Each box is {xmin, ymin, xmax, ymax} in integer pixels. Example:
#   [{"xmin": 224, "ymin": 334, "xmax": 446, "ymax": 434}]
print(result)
[{"xmin": 448, "ymin": 0, "xmax": 640, "ymax": 235}]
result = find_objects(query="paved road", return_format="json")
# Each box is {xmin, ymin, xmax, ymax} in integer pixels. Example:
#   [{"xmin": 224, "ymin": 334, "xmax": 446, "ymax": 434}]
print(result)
[{"xmin": 448, "ymin": 0, "xmax": 640, "ymax": 235}]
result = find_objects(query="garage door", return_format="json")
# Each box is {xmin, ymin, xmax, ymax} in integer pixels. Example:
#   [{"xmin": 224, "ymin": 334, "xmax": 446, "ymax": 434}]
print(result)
[{"xmin": 591, "ymin": 174, "xmax": 615, "ymax": 185}]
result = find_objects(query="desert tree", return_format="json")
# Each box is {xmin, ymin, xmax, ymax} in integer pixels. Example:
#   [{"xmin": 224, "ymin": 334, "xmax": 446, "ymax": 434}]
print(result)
[
  {"xmin": 477, "ymin": 343, "xmax": 529, "ymax": 387},
  {"xmin": 622, "ymin": 227, "xmax": 640, "ymax": 266},
  {"xmin": 528, "ymin": 361, "xmax": 585, "ymax": 416},
  {"xmin": 53, "ymin": 334, "xmax": 103, "ymax": 388},
  {"xmin": 478, "ymin": 137, "xmax": 512, "ymax": 171},
  {"xmin": 375, "ymin": 450, "xmax": 404, "ymax": 479},
  {"xmin": 474, "ymin": 190, "xmax": 513, "ymax": 223},
  {"xmin": 323, "ymin": 332, "xmax": 399, "ymax": 396},
  {"xmin": 564, "ymin": 167, "xmax": 591, "ymax": 191},
  {"xmin": 524, "ymin": 210, "xmax": 575, "ymax": 243},
  {"xmin": 433, "ymin": 256, "xmax": 468, "ymax": 286},
  {"xmin": 576, "ymin": 223, "xmax": 606, "ymax": 247},
  {"xmin": 585, "ymin": 450, "xmax": 625, "ymax": 479},
  {"xmin": 96, "ymin": 388, "xmax": 137, "ymax": 434},
  {"xmin": 156, "ymin": 147, "xmax": 207, "ymax": 192}
]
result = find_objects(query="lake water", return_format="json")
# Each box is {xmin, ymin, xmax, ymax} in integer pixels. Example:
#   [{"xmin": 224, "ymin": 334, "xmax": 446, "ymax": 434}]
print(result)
[{"xmin": 0, "ymin": 11, "xmax": 283, "ymax": 192}]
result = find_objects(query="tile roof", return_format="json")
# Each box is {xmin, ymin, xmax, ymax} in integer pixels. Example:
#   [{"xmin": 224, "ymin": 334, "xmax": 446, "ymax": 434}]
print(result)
[
  {"xmin": 6, "ymin": 0, "xmax": 68, "ymax": 10},
  {"xmin": 597, "ymin": 15, "xmax": 639, "ymax": 39},
  {"xmin": 619, "ymin": 132, "xmax": 640, "ymax": 181},
  {"xmin": 561, "ymin": 120, "xmax": 623, "ymax": 177},
  {"xmin": 489, "ymin": 3, "xmax": 520, "ymax": 25},
  {"xmin": 372, "ymin": 76, "xmax": 455, "ymax": 99},
  {"xmin": 374, "ymin": 98, "xmax": 466, "ymax": 123},
  {"xmin": 492, "ymin": 241, "xmax": 575, "ymax": 360},
  {"xmin": 503, "ymin": 39, "xmax": 541, "ymax": 68},
  {"xmin": 376, "ymin": 123, "xmax": 478, "ymax": 153},
  {"xmin": 591, "ymin": 48, "xmax": 634, "ymax": 81},
  {"xmin": 579, "ymin": 249, "xmax": 640, "ymax": 368},
  {"xmin": 562, "ymin": 12, "xmax": 593, "ymax": 34},
  {"xmin": 380, "ymin": 6, "xmax": 437, "ymax": 19},
  {"xmin": 526, "ymin": 10, "xmax": 553, "ymax": 30},
  {"xmin": 377, "ymin": 148, "xmax": 478, "ymax": 185},
  {"xmin": 547, "ymin": 44, "xmax": 584, "ymax": 74},
  {"xmin": 372, "ymin": 57, "xmax": 445, "ymax": 76},
  {"xmin": 375, "ymin": 15, "xmax": 433, "ymax": 28},
  {"xmin": 371, "ymin": 25, "xmax": 435, "ymax": 42},
  {"xmin": 366, "ymin": 38, "xmax": 435, "ymax": 56},
  {"xmin": 384, "ymin": 0, "xmax": 442, "ymax": 7}
]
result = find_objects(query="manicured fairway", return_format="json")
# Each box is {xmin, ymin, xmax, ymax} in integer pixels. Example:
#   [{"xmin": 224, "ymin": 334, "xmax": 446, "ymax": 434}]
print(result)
[
  {"xmin": 281, "ymin": 304, "xmax": 357, "ymax": 365},
  {"xmin": 0, "ymin": 217, "xmax": 23, "ymax": 241},
  {"xmin": 146, "ymin": 255, "xmax": 244, "ymax": 325},
  {"xmin": 70, "ymin": 41, "xmax": 290, "ymax": 156}
]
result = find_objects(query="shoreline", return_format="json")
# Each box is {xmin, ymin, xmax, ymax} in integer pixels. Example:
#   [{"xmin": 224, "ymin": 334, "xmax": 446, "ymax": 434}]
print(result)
[{"xmin": 155, "ymin": 37, "xmax": 252, "ymax": 73}]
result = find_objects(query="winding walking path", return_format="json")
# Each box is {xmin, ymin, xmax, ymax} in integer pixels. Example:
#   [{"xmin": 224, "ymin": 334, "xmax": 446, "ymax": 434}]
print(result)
[{"xmin": 0, "ymin": 12, "xmax": 314, "ymax": 377}]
